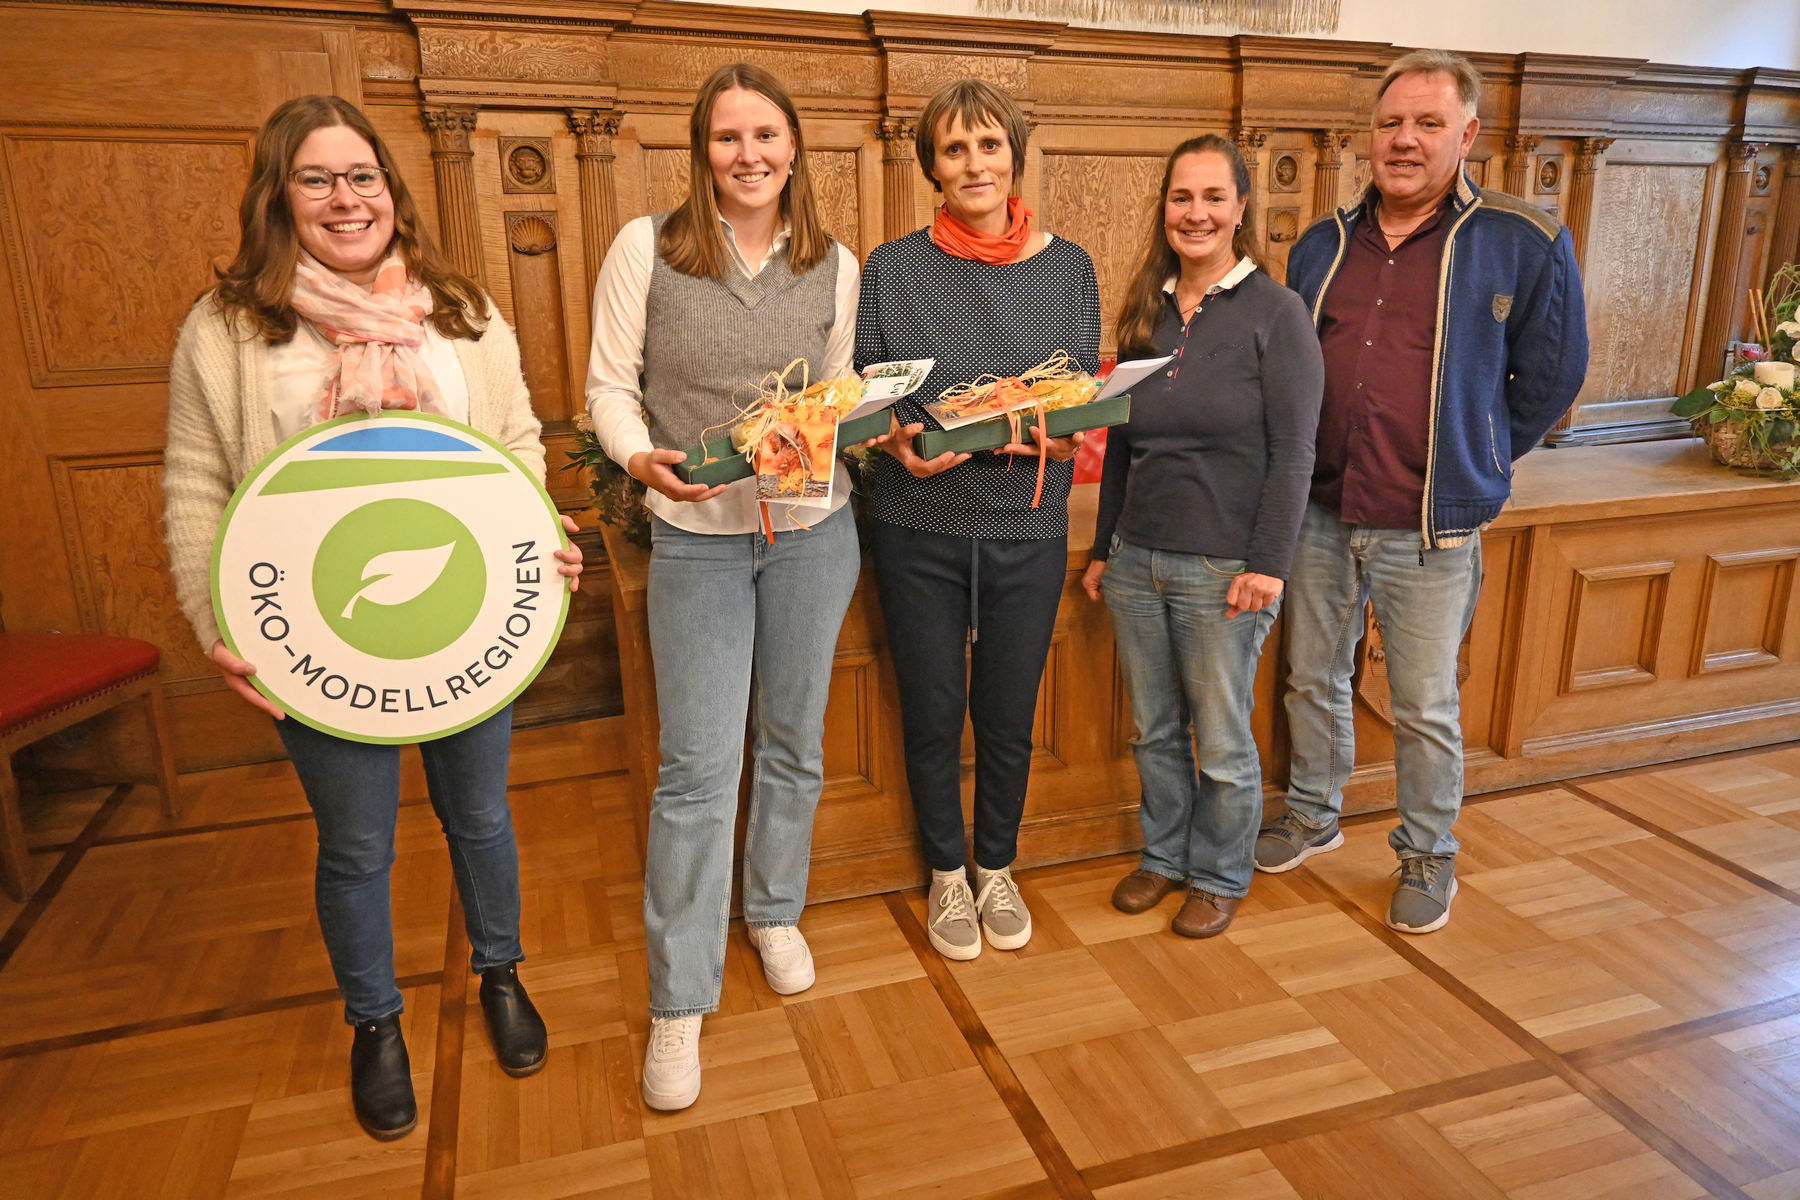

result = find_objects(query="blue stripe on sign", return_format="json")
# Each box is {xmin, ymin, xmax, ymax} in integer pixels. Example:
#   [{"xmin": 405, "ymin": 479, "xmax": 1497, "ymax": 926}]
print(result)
[{"xmin": 308, "ymin": 426, "xmax": 478, "ymax": 453}]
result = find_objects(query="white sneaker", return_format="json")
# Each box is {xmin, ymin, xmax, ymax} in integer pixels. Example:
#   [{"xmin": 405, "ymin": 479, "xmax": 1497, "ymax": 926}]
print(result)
[
  {"xmin": 747, "ymin": 924, "xmax": 816, "ymax": 995},
  {"xmin": 928, "ymin": 871, "xmax": 982, "ymax": 961},
  {"xmin": 641, "ymin": 1015, "xmax": 702, "ymax": 1111},
  {"xmin": 975, "ymin": 866, "xmax": 1033, "ymax": 951}
]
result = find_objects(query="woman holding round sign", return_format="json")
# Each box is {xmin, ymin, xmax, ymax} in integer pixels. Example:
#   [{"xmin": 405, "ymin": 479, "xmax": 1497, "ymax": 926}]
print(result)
[
  {"xmin": 163, "ymin": 95, "xmax": 583, "ymax": 1141},
  {"xmin": 855, "ymin": 79, "xmax": 1100, "ymax": 963},
  {"xmin": 584, "ymin": 63, "xmax": 861, "ymax": 1112}
]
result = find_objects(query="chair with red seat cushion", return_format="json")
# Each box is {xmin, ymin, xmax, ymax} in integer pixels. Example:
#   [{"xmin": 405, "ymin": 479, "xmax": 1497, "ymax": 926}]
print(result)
[{"xmin": 0, "ymin": 633, "xmax": 181, "ymax": 900}]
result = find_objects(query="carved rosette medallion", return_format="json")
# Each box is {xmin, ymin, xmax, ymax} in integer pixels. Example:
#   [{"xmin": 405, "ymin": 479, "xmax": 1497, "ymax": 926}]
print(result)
[{"xmin": 500, "ymin": 138, "xmax": 555, "ymax": 194}]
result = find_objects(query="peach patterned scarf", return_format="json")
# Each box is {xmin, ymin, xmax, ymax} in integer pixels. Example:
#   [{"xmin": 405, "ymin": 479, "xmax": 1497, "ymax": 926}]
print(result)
[{"xmin": 290, "ymin": 250, "xmax": 449, "ymax": 423}]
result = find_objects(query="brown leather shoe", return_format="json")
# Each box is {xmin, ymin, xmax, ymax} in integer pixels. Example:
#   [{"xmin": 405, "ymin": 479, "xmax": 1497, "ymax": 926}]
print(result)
[
  {"xmin": 1171, "ymin": 888, "xmax": 1241, "ymax": 939},
  {"xmin": 1111, "ymin": 869, "xmax": 1181, "ymax": 914}
]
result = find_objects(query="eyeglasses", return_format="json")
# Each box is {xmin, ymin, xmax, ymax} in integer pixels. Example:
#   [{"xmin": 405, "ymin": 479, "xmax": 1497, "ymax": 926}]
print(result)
[{"xmin": 289, "ymin": 166, "xmax": 389, "ymax": 200}]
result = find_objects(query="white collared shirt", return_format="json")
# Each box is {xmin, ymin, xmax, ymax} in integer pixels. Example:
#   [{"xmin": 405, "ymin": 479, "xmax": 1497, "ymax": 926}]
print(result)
[
  {"xmin": 1161, "ymin": 256, "xmax": 1259, "ymax": 320},
  {"xmin": 585, "ymin": 214, "xmax": 860, "ymax": 536}
]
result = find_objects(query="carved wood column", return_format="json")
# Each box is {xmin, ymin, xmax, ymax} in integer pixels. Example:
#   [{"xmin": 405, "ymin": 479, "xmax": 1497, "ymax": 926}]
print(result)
[
  {"xmin": 1503, "ymin": 135, "xmax": 1540, "ymax": 197},
  {"xmin": 1312, "ymin": 129, "xmax": 1352, "ymax": 217},
  {"xmin": 568, "ymin": 108, "xmax": 622, "ymax": 298},
  {"xmin": 1235, "ymin": 127, "xmax": 1269, "ymax": 217},
  {"xmin": 422, "ymin": 105, "xmax": 484, "ymax": 284},
  {"xmin": 1698, "ymin": 142, "xmax": 1768, "ymax": 376},
  {"xmin": 1564, "ymin": 137, "xmax": 1613, "ymax": 270},
  {"xmin": 1770, "ymin": 148, "xmax": 1800, "ymax": 281},
  {"xmin": 879, "ymin": 117, "xmax": 918, "ymax": 243}
]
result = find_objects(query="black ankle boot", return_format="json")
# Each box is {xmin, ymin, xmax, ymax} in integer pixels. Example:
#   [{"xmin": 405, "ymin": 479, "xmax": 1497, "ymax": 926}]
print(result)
[
  {"xmin": 481, "ymin": 962, "xmax": 547, "ymax": 1077},
  {"xmin": 350, "ymin": 1014, "xmax": 417, "ymax": 1140}
]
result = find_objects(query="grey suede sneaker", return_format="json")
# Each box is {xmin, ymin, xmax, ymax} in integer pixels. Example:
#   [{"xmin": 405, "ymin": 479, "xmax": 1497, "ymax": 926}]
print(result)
[
  {"xmin": 927, "ymin": 871, "xmax": 982, "ymax": 961},
  {"xmin": 1388, "ymin": 855, "xmax": 1458, "ymax": 933},
  {"xmin": 975, "ymin": 866, "xmax": 1032, "ymax": 951},
  {"xmin": 1254, "ymin": 810, "xmax": 1345, "ymax": 873}
]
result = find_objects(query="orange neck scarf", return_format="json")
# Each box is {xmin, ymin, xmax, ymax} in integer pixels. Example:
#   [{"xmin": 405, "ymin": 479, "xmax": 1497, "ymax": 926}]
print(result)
[{"xmin": 932, "ymin": 197, "xmax": 1034, "ymax": 265}]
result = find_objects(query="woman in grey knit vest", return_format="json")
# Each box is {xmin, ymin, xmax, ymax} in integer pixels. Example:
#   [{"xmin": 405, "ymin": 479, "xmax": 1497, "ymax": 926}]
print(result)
[{"xmin": 584, "ymin": 63, "xmax": 862, "ymax": 1113}]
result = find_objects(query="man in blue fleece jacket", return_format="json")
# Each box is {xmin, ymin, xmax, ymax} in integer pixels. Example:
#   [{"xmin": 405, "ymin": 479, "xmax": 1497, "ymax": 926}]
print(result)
[{"xmin": 1258, "ymin": 49, "xmax": 1588, "ymax": 933}]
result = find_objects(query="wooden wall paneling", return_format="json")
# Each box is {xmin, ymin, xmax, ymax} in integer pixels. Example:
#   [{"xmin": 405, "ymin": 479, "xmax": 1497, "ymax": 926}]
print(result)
[
  {"xmin": 1038, "ymin": 152, "xmax": 1165, "ymax": 356},
  {"xmin": 504, "ymin": 210, "xmax": 573, "ymax": 424},
  {"xmin": 513, "ymin": 529, "xmax": 623, "ymax": 729},
  {"xmin": 1258, "ymin": 130, "xmax": 1313, "ymax": 282},
  {"xmin": 1517, "ymin": 501, "xmax": 1800, "ymax": 754},
  {"xmin": 365, "ymin": 98, "xmax": 441, "ymax": 243},
  {"xmin": 1688, "ymin": 548, "xmax": 1800, "ymax": 676},
  {"xmin": 0, "ymin": 130, "xmax": 251, "ymax": 388},
  {"xmin": 1564, "ymin": 156, "xmax": 1710, "ymax": 435},
  {"xmin": 0, "ymin": 7, "xmax": 365, "ymax": 128},
  {"xmin": 1559, "ymin": 558, "xmax": 1675, "ymax": 693}
]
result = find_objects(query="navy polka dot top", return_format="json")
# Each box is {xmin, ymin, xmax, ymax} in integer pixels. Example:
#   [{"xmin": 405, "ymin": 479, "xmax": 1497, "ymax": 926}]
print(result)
[{"xmin": 854, "ymin": 229, "xmax": 1102, "ymax": 540}]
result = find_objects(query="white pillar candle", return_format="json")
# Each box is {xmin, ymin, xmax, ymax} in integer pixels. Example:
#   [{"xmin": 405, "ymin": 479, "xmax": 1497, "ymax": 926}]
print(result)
[{"xmin": 1754, "ymin": 360, "xmax": 1796, "ymax": 389}]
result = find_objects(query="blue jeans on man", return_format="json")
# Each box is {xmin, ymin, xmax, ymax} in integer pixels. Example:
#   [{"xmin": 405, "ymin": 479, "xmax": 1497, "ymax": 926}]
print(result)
[
  {"xmin": 1280, "ymin": 501, "xmax": 1482, "ymax": 858},
  {"xmin": 641, "ymin": 506, "xmax": 861, "ymax": 1018},
  {"xmin": 1104, "ymin": 538, "xmax": 1278, "ymax": 897},
  {"xmin": 277, "ymin": 704, "xmax": 522, "ymax": 1024}
]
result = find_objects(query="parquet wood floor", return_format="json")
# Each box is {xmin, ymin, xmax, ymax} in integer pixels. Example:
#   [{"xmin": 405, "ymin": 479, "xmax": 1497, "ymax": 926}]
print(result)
[{"xmin": 7, "ymin": 729, "xmax": 1800, "ymax": 1197}]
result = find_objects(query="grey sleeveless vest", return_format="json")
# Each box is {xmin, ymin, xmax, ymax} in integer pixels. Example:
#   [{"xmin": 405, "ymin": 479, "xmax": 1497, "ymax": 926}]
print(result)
[{"xmin": 640, "ymin": 213, "xmax": 840, "ymax": 451}]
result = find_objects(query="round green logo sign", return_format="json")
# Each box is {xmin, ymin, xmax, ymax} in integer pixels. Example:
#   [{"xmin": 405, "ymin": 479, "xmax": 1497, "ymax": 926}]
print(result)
[{"xmin": 209, "ymin": 412, "xmax": 570, "ymax": 744}]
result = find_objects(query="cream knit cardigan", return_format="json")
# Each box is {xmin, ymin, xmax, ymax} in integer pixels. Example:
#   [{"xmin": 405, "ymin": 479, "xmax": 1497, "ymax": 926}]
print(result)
[{"xmin": 163, "ymin": 297, "xmax": 547, "ymax": 651}]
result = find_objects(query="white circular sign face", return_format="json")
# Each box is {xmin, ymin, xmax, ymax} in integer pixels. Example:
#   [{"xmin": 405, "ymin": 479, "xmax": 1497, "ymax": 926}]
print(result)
[{"xmin": 211, "ymin": 412, "xmax": 570, "ymax": 744}]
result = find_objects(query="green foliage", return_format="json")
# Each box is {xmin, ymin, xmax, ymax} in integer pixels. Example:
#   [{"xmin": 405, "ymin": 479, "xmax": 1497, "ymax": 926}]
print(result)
[{"xmin": 563, "ymin": 427, "xmax": 652, "ymax": 549}]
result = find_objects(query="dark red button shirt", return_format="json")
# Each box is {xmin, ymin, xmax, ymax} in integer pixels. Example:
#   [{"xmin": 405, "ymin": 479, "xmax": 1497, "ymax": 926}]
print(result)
[{"xmin": 1310, "ymin": 195, "xmax": 1451, "ymax": 529}]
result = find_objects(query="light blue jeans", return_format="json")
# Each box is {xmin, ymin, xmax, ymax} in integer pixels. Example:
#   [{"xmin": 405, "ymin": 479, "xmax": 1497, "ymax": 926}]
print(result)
[
  {"xmin": 1281, "ymin": 502, "xmax": 1482, "ymax": 859},
  {"xmin": 1103, "ymin": 538, "xmax": 1278, "ymax": 897},
  {"xmin": 642, "ymin": 506, "xmax": 861, "ymax": 1017}
]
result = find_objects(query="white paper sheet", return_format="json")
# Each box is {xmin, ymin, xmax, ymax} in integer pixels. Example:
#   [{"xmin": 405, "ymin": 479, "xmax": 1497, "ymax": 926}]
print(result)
[
  {"xmin": 1096, "ymin": 354, "xmax": 1175, "ymax": 401},
  {"xmin": 848, "ymin": 358, "xmax": 935, "ymax": 422}
]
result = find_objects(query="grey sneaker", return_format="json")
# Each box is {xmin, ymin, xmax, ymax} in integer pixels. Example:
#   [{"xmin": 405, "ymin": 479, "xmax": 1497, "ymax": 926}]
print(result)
[
  {"xmin": 1388, "ymin": 855, "xmax": 1458, "ymax": 933},
  {"xmin": 1254, "ymin": 810, "xmax": 1345, "ymax": 873},
  {"xmin": 927, "ymin": 872, "xmax": 981, "ymax": 960},
  {"xmin": 975, "ymin": 867, "xmax": 1032, "ymax": 951}
]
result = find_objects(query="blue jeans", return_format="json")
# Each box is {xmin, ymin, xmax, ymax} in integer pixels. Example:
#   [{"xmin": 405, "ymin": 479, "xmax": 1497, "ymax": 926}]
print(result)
[
  {"xmin": 276, "ymin": 705, "xmax": 522, "ymax": 1024},
  {"xmin": 643, "ymin": 506, "xmax": 861, "ymax": 1017},
  {"xmin": 1281, "ymin": 502, "xmax": 1483, "ymax": 859},
  {"xmin": 1103, "ymin": 538, "xmax": 1277, "ymax": 897}
]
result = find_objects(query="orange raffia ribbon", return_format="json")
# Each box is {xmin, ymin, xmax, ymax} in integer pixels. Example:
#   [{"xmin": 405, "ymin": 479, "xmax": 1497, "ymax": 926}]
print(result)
[{"xmin": 1029, "ymin": 398, "xmax": 1048, "ymax": 508}]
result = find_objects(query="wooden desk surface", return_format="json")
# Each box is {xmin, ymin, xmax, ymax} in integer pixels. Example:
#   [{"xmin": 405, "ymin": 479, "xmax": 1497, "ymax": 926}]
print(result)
[
  {"xmin": 601, "ymin": 441, "xmax": 1800, "ymax": 595},
  {"xmin": 1493, "ymin": 437, "xmax": 1800, "ymax": 527}
]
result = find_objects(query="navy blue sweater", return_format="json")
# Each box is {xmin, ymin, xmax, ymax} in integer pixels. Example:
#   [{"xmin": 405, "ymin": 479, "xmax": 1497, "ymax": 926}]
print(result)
[{"xmin": 1285, "ymin": 173, "xmax": 1589, "ymax": 548}]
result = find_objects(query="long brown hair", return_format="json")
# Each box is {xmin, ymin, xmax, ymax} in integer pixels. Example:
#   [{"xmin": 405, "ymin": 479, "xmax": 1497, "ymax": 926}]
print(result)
[
  {"xmin": 1115, "ymin": 135, "xmax": 1259, "ymax": 360},
  {"xmin": 658, "ymin": 63, "xmax": 832, "ymax": 281},
  {"xmin": 212, "ymin": 94, "xmax": 487, "ymax": 343}
]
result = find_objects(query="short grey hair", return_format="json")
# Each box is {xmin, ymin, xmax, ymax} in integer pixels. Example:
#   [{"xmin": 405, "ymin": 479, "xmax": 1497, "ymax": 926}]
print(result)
[{"xmin": 1376, "ymin": 49, "xmax": 1481, "ymax": 122}]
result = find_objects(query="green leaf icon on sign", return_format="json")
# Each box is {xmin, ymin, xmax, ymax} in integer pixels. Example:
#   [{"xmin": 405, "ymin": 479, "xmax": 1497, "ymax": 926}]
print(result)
[
  {"xmin": 342, "ymin": 543, "xmax": 456, "ymax": 619},
  {"xmin": 314, "ymin": 499, "xmax": 486, "ymax": 660}
]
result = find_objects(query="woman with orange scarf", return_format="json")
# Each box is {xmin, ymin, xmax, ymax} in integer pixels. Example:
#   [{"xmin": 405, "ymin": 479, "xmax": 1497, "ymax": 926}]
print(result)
[
  {"xmin": 162, "ymin": 96, "xmax": 582, "ymax": 1141},
  {"xmin": 856, "ymin": 79, "xmax": 1101, "ymax": 962}
]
